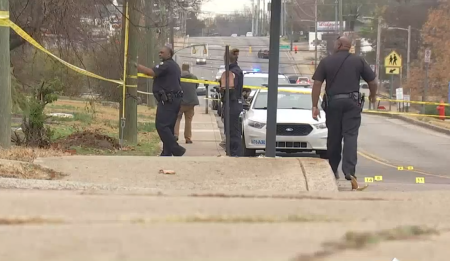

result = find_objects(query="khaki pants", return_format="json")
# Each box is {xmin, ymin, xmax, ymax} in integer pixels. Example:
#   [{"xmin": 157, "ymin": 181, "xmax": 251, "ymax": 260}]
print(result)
[{"xmin": 174, "ymin": 105, "xmax": 195, "ymax": 141}]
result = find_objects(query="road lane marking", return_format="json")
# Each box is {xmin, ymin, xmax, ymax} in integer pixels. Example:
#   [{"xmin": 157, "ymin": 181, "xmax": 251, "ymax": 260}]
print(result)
[{"xmin": 357, "ymin": 150, "xmax": 450, "ymax": 180}]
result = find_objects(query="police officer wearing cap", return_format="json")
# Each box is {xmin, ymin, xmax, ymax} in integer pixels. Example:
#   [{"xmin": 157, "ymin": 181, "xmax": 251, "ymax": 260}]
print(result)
[
  {"xmin": 311, "ymin": 36, "xmax": 378, "ymax": 190},
  {"xmin": 136, "ymin": 46, "xmax": 186, "ymax": 156}
]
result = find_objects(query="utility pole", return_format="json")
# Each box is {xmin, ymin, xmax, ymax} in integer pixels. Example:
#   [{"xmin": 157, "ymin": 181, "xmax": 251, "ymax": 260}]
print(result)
[
  {"xmin": 314, "ymin": 0, "xmax": 318, "ymax": 68},
  {"xmin": 262, "ymin": 0, "xmax": 266, "ymax": 35},
  {"xmin": 146, "ymin": 0, "xmax": 156, "ymax": 108},
  {"xmin": 407, "ymin": 25, "xmax": 411, "ymax": 82},
  {"xmin": 0, "ymin": 0, "xmax": 11, "ymax": 148},
  {"xmin": 256, "ymin": 0, "xmax": 260, "ymax": 36},
  {"xmin": 169, "ymin": 11, "xmax": 174, "ymax": 49},
  {"xmin": 335, "ymin": 0, "xmax": 338, "ymax": 33},
  {"xmin": 280, "ymin": 0, "xmax": 284, "ymax": 36},
  {"xmin": 375, "ymin": 16, "xmax": 381, "ymax": 99},
  {"xmin": 123, "ymin": 0, "xmax": 140, "ymax": 144},
  {"xmin": 338, "ymin": 0, "xmax": 343, "ymax": 34},
  {"xmin": 251, "ymin": 0, "xmax": 255, "ymax": 35},
  {"xmin": 266, "ymin": 0, "xmax": 281, "ymax": 157}
]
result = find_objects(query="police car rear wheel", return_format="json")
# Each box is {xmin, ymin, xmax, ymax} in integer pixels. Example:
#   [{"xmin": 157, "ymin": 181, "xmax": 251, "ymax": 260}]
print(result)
[{"xmin": 242, "ymin": 134, "xmax": 256, "ymax": 157}]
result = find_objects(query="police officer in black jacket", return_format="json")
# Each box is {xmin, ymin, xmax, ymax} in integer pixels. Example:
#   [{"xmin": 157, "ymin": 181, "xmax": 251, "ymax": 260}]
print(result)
[
  {"xmin": 221, "ymin": 50, "xmax": 244, "ymax": 156},
  {"xmin": 311, "ymin": 36, "xmax": 378, "ymax": 190},
  {"xmin": 136, "ymin": 46, "xmax": 186, "ymax": 156}
]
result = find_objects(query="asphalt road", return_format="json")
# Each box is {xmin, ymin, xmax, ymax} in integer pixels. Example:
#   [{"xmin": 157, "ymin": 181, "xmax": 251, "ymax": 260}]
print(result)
[{"xmin": 176, "ymin": 36, "xmax": 450, "ymax": 192}]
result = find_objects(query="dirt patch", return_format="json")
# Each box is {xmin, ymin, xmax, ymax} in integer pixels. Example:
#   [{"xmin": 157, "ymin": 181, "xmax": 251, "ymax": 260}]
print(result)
[
  {"xmin": 53, "ymin": 129, "xmax": 120, "ymax": 151},
  {"xmin": 0, "ymin": 147, "xmax": 69, "ymax": 163},
  {"xmin": 0, "ymin": 161, "xmax": 66, "ymax": 180},
  {"xmin": 292, "ymin": 225, "xmax": 440, "ymax": 261}
]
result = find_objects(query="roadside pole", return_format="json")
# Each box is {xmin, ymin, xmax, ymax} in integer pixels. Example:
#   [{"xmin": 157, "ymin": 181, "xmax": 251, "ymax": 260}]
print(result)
[
  {"xmin": 422, "ymin": 48, "xmax": 431, "ymax": 114},
  {"xmin": 224, "ymin": 46, "xmax": 231, "ymax": 156},
  {"xmin": 123, "ymin": 0, "xmax": 140, "ymax": 144},
  {"xmin": 388, "ymin": 75, "xmax": 393, "ymax": 111},
  {"xmin": 265, "ymin": 0, "xmax": 281, "ymax": 157},
  {"xmin": 0, "ymin": 0, "xmax": 11, "ymax": 148},
  {"xmin": 314, "ymin": 0, "xmax": 318, "ymax": 68},
  {"xmin": 146, "ymin": 0, "xmax": 156, "ymax": 108}
]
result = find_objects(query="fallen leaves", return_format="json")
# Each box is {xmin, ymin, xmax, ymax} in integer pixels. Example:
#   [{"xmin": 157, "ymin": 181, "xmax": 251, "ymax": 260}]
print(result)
[{"xmin": 159, "ymin": 169, "xmax": 176, "ymax": 175}]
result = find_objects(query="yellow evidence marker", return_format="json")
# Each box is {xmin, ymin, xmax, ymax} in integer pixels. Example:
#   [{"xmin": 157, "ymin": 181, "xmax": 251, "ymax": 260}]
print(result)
[
  {"xmin": 415, "ymin": 177, "xmax": 425, "ymax": 184},
  {"xmin": 375, "ymin": 176, "xmax": 383, "ymax": 181},
  {"xmin": 364, "ymin": 177, "xmax": 374, "ymax": 182}
]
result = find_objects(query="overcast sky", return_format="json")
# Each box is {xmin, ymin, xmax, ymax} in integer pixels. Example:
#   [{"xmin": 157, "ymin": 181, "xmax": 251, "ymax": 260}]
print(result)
[{"xmin": 201, "ymin": 0, "xmax": 251, "ymax": 14}]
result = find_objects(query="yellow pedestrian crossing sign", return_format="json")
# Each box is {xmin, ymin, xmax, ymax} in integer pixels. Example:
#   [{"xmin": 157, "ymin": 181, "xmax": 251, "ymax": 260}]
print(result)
[
  {"xmin": 384, "ymin": 51, "xmax": 402, "ymax": 67},
  {"xmin": 386, "ymin": 67, "xmax": 400, "ymax": 75}
]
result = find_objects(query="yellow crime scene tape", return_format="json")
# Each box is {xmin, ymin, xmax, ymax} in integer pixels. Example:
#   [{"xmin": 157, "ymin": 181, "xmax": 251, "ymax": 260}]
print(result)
[{"xmin": 1, "ymin": 10, "xmax": 449, "ymax": 119}]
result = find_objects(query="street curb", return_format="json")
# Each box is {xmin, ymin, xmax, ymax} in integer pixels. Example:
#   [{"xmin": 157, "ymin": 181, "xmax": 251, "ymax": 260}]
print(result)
[{"xmin": 362, "ymin": 111, "xmax": 450, "ymax": 135}]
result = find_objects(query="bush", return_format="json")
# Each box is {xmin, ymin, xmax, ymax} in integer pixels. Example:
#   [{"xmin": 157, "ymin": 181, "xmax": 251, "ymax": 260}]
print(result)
[{"xmin": 16, "ymin": 80, "xmax": 62, "ymax": 148}]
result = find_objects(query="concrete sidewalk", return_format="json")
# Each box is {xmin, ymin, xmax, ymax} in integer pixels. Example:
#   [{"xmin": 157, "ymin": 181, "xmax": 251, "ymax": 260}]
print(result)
[
  {"xmin": 0, "ymin": 189, "xmax": 450, "ymax": 261},
  {"xmin": 175, "ymin": 105, "xmax": 224, "ymax": 156}
]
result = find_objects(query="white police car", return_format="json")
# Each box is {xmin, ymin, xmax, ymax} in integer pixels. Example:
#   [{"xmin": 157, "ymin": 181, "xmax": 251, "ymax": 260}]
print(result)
[{"xmin": 241, "ymin": 86, "xmax": 327, "ymax": 157}]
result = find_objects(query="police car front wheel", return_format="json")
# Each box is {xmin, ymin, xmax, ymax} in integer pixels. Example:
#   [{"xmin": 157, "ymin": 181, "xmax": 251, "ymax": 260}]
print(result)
[{"xmin": 316, "ymin": 150, "xmax": 328, "ymax": 159}]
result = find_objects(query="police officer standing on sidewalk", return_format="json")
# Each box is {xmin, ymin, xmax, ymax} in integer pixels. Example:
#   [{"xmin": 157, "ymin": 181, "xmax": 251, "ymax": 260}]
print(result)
[
  {"xmin": 311, "ymin": 36, "xmax": 378, "ymax": 190},
  {"xmin": 136, "ymin": 46, "xmax": 186, "ymax": 156},
  {"xmin": 220, "ymin": 49, "xmax": 244, "ymax": 156}
]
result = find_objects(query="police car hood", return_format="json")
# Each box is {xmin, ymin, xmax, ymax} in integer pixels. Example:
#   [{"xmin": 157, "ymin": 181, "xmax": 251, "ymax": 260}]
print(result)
[{"xmin": 247, "ymin": 109, "xmax": 326, "ymax": 124}]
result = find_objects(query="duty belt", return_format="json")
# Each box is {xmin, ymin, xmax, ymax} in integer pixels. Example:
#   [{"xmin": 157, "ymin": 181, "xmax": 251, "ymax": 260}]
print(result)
[{"xmin": 330, "ymin": 92, "xmax": 358, "ymax": 100}]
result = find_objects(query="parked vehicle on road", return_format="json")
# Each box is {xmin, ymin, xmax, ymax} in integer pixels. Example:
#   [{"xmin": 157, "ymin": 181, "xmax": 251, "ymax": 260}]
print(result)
[
  {"xmin": 258, "ymin": 50, "xmax": 269, "ymax": 59},
  {"xmin": 241, "ymin": 86, "xmax": 327, "ymax": 157}
]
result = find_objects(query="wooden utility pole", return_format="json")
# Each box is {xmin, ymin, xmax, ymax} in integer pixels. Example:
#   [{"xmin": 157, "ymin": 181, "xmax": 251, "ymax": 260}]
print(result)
[
  {"xmin": 0, "ymin": 0, "xmax": 11, "ymax": 148},
  {"xmin": 145, "ymin": 0, "xmax": 156, "ymax": 108},
  {"xmin": 122, "ymin": 0, "xmax": 140, "ymax": 144}
]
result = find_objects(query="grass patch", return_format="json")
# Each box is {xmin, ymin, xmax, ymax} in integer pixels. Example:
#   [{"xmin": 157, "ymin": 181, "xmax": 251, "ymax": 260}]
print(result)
[
  {"xmin": 0, "ymin": 217, "xmax": 64, "ymax": 225},
  {"xmin": 138, "ymin": 122, "xmax": 156, "ymax": 132},
  {"xmin": 132, "ymin": 214, "xmax": 335, "ymax": 224},
  {"xmin": 0, "ymin": 161, "xmax": 67, "ymax": 180},
  {"xmin": 42, "ymin": 99, "xmax": 160, "ymax": 156},
  {"xmin": 292, "ymin": 226, "xmax": 439, "ymax": 261}
]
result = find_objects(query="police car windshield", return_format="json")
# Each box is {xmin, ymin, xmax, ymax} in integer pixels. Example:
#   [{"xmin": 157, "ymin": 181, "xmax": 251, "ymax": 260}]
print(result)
[
  {"xmin": 253, "ymin": 91, "xmax": 313, "ymax": 109},
  {"xmin": 244, "ymin": 77, "xmax": 289, "ymax": 87}
]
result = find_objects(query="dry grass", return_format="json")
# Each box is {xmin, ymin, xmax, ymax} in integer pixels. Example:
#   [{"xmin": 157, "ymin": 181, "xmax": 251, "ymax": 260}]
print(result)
[
  {"xmin": 0, "ymin": 160, "xmax": 66, "ymax": 180},
  {"xmin": 0, "ymin": 216, "xmax": 64, "ymax": 225},
  {"xmin": 0, "ymin": 147, "xmax": 69, "ymax": 163},
  {"xmin": 292, "ymin": 225, "xmax": 440, "ymax": 261}
]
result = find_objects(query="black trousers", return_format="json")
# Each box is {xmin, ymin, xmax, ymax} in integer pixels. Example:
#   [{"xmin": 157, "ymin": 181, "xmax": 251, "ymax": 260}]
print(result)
[
  {"xmin": 155, "ymin": 97, "xmax": 185, "ymax": 156},
  {"xmin": 325, "ymin": 98, "xmax": 361, "ymax": 179},
  {"xmin": 223, "ymin": 100, "xmax": 243, "ymax": 156}
]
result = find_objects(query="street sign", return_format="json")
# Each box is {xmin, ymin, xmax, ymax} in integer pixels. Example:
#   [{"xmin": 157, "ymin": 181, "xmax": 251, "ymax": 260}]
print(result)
[
  {"xmin": 386, "ymin": 67, "xmax": 400, "ymax": 74},
  {"xmin": 280, "ymin": 45, "xmax": 290, "ymax": 49},
  {"xmin": 384, "ymin": 51, "xmax": 402, "ymax": 67},
  {"xmin": 424, "ymin": 48, "xmax": 431, "ymax": 63},
  {"xmin": 404, "ymin": 94, "xmax": 410, "ymax": 107}
]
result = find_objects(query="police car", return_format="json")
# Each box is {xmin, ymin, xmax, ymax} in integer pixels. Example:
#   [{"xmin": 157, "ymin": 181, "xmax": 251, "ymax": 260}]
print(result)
[{"xmin": 241, "ymin": 85, "xmax": 327, "ymax": 158}]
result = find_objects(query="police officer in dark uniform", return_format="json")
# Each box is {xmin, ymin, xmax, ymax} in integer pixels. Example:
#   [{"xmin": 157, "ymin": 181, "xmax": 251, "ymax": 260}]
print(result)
[
  {"xmin": 136, "ymin": 46, "xmax": 186, "ymax": 156},
  {"xmin": 311, "ymin": 36, "xmax": 378, "ymax": 190},
  {"xmin": 221, "ymin": 50, "xmax": 244, "ymax": 156}
]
